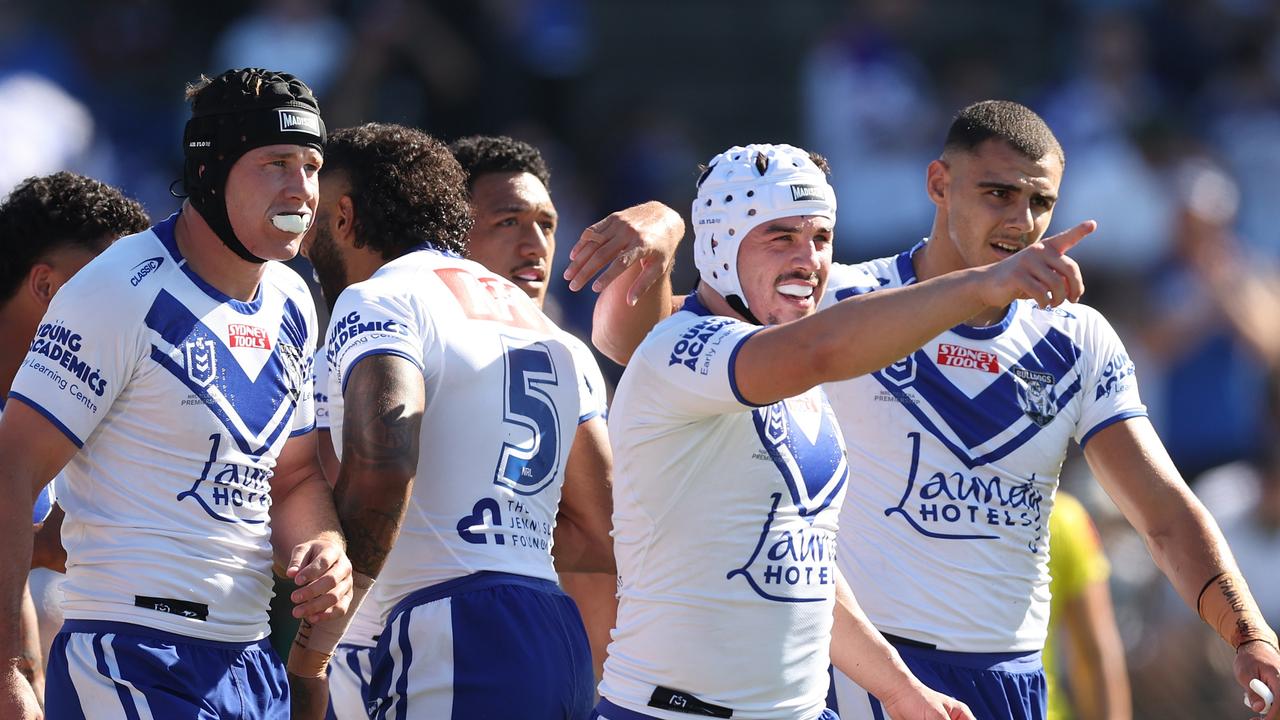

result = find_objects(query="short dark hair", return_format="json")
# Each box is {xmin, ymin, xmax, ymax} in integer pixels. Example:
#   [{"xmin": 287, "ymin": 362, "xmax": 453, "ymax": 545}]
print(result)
[
  {"xmin": 0, "ymin": 172, "xmax": 150, "ymax": 302},
  {"xmin": 943, "ymin": 100, "xmax": 1064, "ymax": 165},
  {"xmin": 449, "ymin": 135, "xmax": 551, "ymax": 194},
  {"xmin": 323, "ymin": 123, "xmax": 473, "ymax": 258}
]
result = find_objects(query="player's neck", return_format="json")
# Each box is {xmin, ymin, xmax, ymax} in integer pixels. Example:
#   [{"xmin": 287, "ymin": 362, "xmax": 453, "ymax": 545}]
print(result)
[
  {"xmin": 175, "ymin": 204, "xmax": 267, "ymax": 302},
  {"xmin": 695, "ymin": 284, "xmax": 752, "ymax": 324},
  {"xmin": 915, "ymin": 230, "xmax": 1008, "ymax": 328},
  {"xmin": 0, "ymin": 303, "xmax": 37, "ymax": 400}
]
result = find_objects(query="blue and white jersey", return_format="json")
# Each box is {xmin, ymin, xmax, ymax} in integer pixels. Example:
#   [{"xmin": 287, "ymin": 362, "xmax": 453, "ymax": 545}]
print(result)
[
  {"xmin": 8, "ymin": 213, "xmax": 317, "ymax": 643},
  {"xmin": 325, "ymin": 247, "xmax": 604, "ymax": 618},
  {"xmin": 821, "ymin": 241, "xmax": 1146, "ymax": 652},
  {"xmin": 313, "ymin": 347, "xmax": 330, "ymax": 432},
  {"xmin": 601, "ymin": 296, "xmax": 848, "ymax": 720}
]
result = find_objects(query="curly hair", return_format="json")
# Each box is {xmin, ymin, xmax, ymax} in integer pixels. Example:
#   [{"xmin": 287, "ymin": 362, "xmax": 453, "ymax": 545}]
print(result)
[
  {"xmin": 323, "ymin": 123, "xmax": 473, "ymax": 258},
  {"xmin": 449, "ymin": 135, "xmax": 551, "ymax": 194},
  {"xmin": 944, "ymin": 100, "xmax": 1064, "ymax": 165},
  {"xmin": 0, "ymin": 172, "xmax": 150, "ymax": 302}
]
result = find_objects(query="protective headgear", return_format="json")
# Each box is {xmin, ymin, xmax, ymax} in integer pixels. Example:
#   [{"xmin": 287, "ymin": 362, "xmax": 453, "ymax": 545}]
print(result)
[
  {"xmin": 182, "ymin": 68, "xmax": 326, "ymax": 263},
  {"xmin": 692, "ymin": 143, "xmax": 836, "ymax": 322}
]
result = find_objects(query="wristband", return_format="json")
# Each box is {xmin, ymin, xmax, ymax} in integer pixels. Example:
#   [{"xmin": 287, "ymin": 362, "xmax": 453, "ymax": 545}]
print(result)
[
  {"xmin": 286, "ymin": 572, "xmax": 375, "ymax": 677},
  {"xmin": 1197, "ymin": 571, "xmax": 1279, "ymax": 651}
]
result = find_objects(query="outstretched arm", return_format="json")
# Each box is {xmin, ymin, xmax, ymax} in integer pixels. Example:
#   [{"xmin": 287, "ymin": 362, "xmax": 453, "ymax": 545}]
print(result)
[
  {"xmin": 1085, "ymin": 417, "xmax": 1279, "ymax": 719},
  {"xmin": 735, "ymin": 221, "xmax": 1095, "ymax": 405},
  {"xmin": 564, "ymin": 202, "xmax": 684, "ymax": 365}
]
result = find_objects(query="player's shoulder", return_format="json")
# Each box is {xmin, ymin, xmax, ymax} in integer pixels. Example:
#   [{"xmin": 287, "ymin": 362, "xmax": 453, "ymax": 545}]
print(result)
[
  {"xmin": 1021, "ymin": 298, "xmax": 1114, "ymax": 338},
  {"xmin": 260, "ymin": 258, "xmax": 313, "ymax": 303},
  {"xmin": 53, "ymin": 222, "xmax": 171, "ymax": 317},
  {"xmin": 825, "ymin": 243, "xmax": 920, "ymax": 301},
  {"xmin": 636, "ymin": 295, "xmax": 751, "ymax": 367}
]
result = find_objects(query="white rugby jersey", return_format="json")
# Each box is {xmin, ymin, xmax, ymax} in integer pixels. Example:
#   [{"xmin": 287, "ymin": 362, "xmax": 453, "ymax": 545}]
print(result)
[
  {"xmin": 313, "ymin": 348, "xmax": 383, "ymax": 647},
  {"xmin": 8, "ymin": 213, "xmax": 316, "ymax": 642},
  {"xmin": 326, "ymin": 247, "xmax": 606, "ymax": 617},
  {"xmin": 821, "ymin": 241, "xmax": 1146, "ymax": 652},
  {"xmin": 600, "ymin": 296, "xmax": 847, "ymax": 720}
]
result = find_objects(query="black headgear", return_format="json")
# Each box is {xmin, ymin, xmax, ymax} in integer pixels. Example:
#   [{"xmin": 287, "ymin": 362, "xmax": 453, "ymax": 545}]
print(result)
[{"xmin": 182, "ymin": 68, "xmax": 326, "ymax": 264}]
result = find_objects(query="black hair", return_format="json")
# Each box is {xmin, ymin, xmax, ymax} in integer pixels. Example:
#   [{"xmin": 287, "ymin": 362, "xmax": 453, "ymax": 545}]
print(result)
[
  {"xmin": 323, "ymin": 123, "xmax": 473, "ymax": 258},
  {"xmin": 0, "ymin": 172, "xmax": 150, "ymax": 302},
  {"xmin": 943, "ymin": 100, "xmax": 1064, "ymax": 165},
  {"xmin": 449, "ymin": 135, "xmax": 551, "ymax": 194}
]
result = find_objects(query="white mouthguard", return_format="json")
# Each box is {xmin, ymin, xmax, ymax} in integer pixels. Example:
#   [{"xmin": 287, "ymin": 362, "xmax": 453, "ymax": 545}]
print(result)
[{"xmin": 271, "ymin": 214, "xmax": 309, "ymax": 233}]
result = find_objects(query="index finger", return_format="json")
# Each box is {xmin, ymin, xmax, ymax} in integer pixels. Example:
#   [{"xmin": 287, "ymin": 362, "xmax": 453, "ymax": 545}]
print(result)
[{"xmin": 1041, "ymin": 220, "xmax": 1097, "ymax": 256}]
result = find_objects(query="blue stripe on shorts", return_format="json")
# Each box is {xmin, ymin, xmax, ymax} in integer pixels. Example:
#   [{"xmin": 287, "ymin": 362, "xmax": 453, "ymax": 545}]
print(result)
[
  {"xmin": 47, "ymin": 620, "xmax": 288, "ymax": 720},
  {"xmin": 366, "ymin": 571, "xmax": 594, "ymax": 720}
]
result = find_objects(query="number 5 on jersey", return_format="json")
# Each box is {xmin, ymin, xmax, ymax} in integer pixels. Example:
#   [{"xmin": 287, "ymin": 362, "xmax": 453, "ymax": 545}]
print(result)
[{"xmin": 494, "ymin": 336, "xmax": 562, "ymax": 495}]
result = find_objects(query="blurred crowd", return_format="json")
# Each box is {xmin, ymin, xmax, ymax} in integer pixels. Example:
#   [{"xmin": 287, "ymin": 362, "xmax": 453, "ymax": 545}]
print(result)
[{"xmin": 3, "ymin": 0, "xmax": 1279, "ymax": 717}]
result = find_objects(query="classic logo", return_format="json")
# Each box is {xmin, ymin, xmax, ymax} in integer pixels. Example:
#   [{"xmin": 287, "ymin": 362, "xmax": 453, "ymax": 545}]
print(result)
[
  {"xmin": 1012, "ymin": 366, "xmax": 1058, "ymax": 427},
  {"xmin": 937, "ymin": 343, "xmax": 999, "ymax": 373},
  {"xmin": 228, "ymin": 323, "xmax": 271, "ymax": 350},
  {"xmin": 183, "ymin": 338, "xmax": 218, "ymax": 388},
  {"xmin": 277, "ymin": 108, "xmax": 320, "ymax": 135},
  {"xmin": 129, "ymin": 256, "xmax": 164, "ymax": 286},
  {"xmin": 790, "ymin": 184, "xmax": 824, "ymax": 202}
]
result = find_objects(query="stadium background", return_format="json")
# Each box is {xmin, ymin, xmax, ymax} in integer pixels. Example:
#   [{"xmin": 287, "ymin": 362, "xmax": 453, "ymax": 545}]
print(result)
[{"xmin": 3, "ymin": 0, "xmax": 1278, "ymax": 717}]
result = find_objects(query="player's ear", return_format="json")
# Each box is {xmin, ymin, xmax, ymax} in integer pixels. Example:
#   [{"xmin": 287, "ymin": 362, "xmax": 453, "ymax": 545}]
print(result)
[
  {"xmin": 25, "ymin": 262, "xmax": 58, "ymax": 306},
  {"xmin": 926, "ymin": 159, "xmax": 950, "ymax": 206},
  {"xmin": 335, "ymin": 195, "xmax": 356, "ymax": 245}
]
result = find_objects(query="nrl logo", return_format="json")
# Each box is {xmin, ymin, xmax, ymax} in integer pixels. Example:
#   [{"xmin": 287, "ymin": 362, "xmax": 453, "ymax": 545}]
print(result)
[{"xmin": 183, "ymin": 339, "xmax": 218, "ymax": 388}]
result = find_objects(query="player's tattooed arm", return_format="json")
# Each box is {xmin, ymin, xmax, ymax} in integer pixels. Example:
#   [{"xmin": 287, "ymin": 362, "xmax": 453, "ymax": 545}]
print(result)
[{"xmin": 333, "ymin": 354, "xmax": 425, "ymax": 578}]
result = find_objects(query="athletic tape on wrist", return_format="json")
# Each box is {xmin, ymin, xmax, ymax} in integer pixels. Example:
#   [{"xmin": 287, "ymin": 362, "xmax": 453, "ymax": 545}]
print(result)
[
  {"xmin": 286, "ymin": 572, "xmax": 375, "ymax": 677},
  {"xmin": 1197, "ymin": 571, "xmax": 1279, "ymax": 650}
]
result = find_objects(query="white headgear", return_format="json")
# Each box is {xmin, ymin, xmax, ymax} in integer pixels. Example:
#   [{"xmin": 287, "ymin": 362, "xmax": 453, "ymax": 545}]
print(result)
[{"xmin": 691, "ymin": 143, "xmax": 836, "ymax": 314}]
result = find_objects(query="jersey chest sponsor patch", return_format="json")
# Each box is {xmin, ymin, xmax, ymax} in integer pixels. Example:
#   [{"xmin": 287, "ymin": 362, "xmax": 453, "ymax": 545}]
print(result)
[
  {"xmin": 872, "ymin": 327, "xmax": 1083, "ymax": 468},
  {"xmin": 727, "ymin": 396, "xmax": 847, "ymax": 603}
]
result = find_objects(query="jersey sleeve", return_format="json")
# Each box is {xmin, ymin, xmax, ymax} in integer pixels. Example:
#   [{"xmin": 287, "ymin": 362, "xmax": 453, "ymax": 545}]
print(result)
[
  {"xmin": 564, "ymin": 333, "xmax": 609, "ymax": 423},
  {"xmin": 1074, "ymin": 309, "xmax": 1148, "ymax": 447},
  {"xmin": 326, "ymin": 284, "xmax": 431, "ymax": 397},
  {"xmin": 632, "ymin": 313, "xmax": 765, "ymax": 419},
  {"xmin": 290, "ymin": 290, "xmax": 320, "ymax": 435},
  {"xmin": 9, "ymin": 276, "xmax": 142, "ymax": 448},
  {"xmin": 312, "ymin": 347, "xmax": 330, "ymax": 431}
]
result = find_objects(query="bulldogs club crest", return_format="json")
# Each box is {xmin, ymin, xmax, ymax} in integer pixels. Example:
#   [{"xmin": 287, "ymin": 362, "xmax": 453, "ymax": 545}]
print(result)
[
  {"xmin": 1012, "ymin": 366, "xmax": 1058, "ymax": 427},
  {"xmin": 183, "ymin": 338, "xmax": 218, "ymax": 388}
]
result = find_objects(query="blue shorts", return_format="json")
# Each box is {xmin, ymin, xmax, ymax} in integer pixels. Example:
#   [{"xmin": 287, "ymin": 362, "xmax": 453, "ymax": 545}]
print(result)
[
  {"xmin": 365, "ymin": 571, "xmax": 594, "ymax": 720},
  {"xmin": 592, "ymin": 698, "xmax": 839, "ymax": 720},
  {"xmin": 829, "ymin": 638, "xmax": 1045, "ymax": 720},
  {"xmin": 326, "ymin": 642, "xmax": 375, "ymax": 720},
  {"xmin": 46, "ymin": 619, "xmax": 288, "ymax": 720}
]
